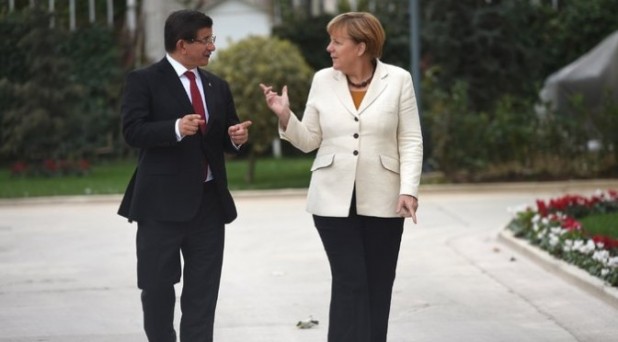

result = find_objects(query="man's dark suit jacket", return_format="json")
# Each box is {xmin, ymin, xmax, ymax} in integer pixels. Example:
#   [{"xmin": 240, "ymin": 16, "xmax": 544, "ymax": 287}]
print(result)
[{"xmin": 118, "ymin": 58, "xmax": 239, "ymax": 224}]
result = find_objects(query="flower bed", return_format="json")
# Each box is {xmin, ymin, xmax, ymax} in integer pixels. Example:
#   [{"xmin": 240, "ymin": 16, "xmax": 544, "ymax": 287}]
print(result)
[
  {"xmin": 10, "ymin": 159, "xmax": 91, "ymax": 177},
  {"xmin": 507, "ymin": 190, "xmax": 618, "ymax": 287}
]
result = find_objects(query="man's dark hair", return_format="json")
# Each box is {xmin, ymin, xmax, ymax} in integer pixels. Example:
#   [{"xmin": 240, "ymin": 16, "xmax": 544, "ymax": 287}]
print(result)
[{"xmin": 164, "ymin": 10, "xmax": 213, "ymax": 52}]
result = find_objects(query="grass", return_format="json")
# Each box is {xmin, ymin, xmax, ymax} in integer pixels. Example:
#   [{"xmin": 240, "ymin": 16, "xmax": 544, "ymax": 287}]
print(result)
[
  {"xmin": 0, "ymin": 157, "xmax": 313, "ymax": 199},
  {"xmin": 227, "ymin": 157, "xmax": 313, "ymax": 190},
  {"xmin": 580, "ymin": 212, "xmax": 618, "ymax": 240}
]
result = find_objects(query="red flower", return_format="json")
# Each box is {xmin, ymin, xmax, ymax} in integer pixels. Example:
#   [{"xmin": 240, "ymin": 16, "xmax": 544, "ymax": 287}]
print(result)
[
  {"xmin": 536, "ymin": 200, "xmax": 548, "ymax": 217},
  {"xmin": 43, "ymin": 159, "xmax": 58, "ymax": 172},
  {"xmin": 592, "ymin": 235, "xmax": 618, "ymax": 249},
  {"xmin": 535, "ymin": 190, "xmax": 618, "ymax": 249},
  {"xmin": 78, "ymin": 159, "xmax": 91, "ymax": 171},
  {"xmin": 10, "ymin": 161, "xmax": 28, "ymax": 174},
  {"xmin": 561, "ymin": 217, "xmax": 581, "ymax": 231}
]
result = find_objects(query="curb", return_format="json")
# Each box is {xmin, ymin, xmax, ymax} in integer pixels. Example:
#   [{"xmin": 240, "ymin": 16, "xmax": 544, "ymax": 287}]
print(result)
[
  {"xmin": 418, "ymin": 178, "xmax": 618, "ymax": 194},
  {"xmin": 498, "ymin": 229, "xmax": 618, "ymax": 310},
  {"xmin": 2, "ymin": 179, "xmax": 617, "ymax": 207},
  {"xmin": 0, "ymin": 189, "xmax": 308, "ymax": 207}
]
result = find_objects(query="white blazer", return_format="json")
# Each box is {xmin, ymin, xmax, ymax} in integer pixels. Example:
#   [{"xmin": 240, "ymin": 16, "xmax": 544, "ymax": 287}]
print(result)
[{"xmin": 281, "ymin": 60, "xmax": 423, "ymax": 218}]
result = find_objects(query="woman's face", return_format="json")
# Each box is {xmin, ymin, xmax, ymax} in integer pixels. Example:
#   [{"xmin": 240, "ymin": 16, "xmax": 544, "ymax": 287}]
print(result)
[{"xmin": 326, "ymin": 28, "xmax": 364, "ymax": 72}]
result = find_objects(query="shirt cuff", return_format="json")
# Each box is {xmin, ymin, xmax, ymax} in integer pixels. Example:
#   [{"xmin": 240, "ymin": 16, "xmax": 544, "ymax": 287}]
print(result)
[{"xmin": 175, "ymin": 119, "xmax": 183, "ymax": 141}]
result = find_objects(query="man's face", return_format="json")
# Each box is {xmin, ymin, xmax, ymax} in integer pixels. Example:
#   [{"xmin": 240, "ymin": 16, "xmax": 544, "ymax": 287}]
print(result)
[{"xmin": 182, "ymin": 27, "xmax": 216, "ymax": 68}]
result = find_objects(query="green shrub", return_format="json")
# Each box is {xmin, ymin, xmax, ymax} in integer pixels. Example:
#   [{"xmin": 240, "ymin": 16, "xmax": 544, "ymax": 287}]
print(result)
[
  {"xmin": 0, "ymin": 6, "xmax": 122, "ymax": 167},
  {"xmin": 208, "ymin": 36, "xmax": 314, "ymax": 182}
]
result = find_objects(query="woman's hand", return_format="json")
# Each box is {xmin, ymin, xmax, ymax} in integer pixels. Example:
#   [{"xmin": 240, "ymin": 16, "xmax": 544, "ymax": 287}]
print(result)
[
  {"xmin": 259, "ymin": 84, "xmax": 291, "ymax": 129},
  {"xmin": 396, "ymin": 195, "xmax": 418, "ymax": 223}
]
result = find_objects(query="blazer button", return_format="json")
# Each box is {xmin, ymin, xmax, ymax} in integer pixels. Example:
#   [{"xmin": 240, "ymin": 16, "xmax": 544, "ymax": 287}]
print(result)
[
  {"xmin": 354, "ymin": 117, "xmax": 359, "ymax": 122},
  {"xmin": 353, "ymin": 150, "xmax": 359, "ymax": 156},
  {"xmin": 353, "ymin": 133, "xmax": 359, "ymax": 139}
]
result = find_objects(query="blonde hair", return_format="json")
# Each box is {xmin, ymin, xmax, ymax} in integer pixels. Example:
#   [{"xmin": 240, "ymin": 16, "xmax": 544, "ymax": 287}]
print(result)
[{"xmin": 327, "ymin": 12, "xmax": 385, "ymax": 59}]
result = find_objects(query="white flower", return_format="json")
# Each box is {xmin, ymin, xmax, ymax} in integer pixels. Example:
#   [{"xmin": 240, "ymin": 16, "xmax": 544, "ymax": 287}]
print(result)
[
  {"xmin": 549, "ymin": 234, "xmax": 560, "ymax": 247},
  {"xmin": 550, "ymin": 227, "xmax": 565, "ymax": 236},
  {"xmin": 532, "ymin": 214, "xmax": 541, "ymax": 224},
  {"xmin": 574, "ymin": 239, "xmax": 596, "ymax": 254},
  {"xmin": 608, "ymin": 257, "xmax": 618, "ymax": 268},
  {"xmin": 592, "ymin": 250, "xmax": 610, "ymax": 264},
  {"xmin": 578, "ymin": 239, "xmax": 597, "ymax": 254},
  {"xmin": 601, "ymin": 269, "xmax": 610, "ymax": 277},
  {"xmin": 563, "ymin": 239, "xmax": 574, "ymax": 252},
  {"xmin": 532, "ymin": 222, "xmax": 540, "ymax": 232},
  {"xmin": 573, "ymin": 240, "xmax": 585, "ymax": 251}
]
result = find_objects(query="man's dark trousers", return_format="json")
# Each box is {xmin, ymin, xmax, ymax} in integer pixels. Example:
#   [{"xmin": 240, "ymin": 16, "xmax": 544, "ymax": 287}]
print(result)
[{"xmin": 137, "ymin": 181, "xmax": 224, "ymax": 342}]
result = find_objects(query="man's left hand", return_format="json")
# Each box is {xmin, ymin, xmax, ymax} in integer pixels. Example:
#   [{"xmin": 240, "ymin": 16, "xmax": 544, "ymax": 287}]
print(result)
[{"xmin": 228, "ymin": 121, "xmax": 252, "ymax": 145}]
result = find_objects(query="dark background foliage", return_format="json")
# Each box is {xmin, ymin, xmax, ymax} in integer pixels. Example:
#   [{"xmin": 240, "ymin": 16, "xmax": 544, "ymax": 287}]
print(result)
[
  {"xmin": 1, "ymin": 0, "xmax": 617, "ymax": 181},
  {"xmin": 0, "ymin": 4, "xmax": 124, "ymax": 174}
]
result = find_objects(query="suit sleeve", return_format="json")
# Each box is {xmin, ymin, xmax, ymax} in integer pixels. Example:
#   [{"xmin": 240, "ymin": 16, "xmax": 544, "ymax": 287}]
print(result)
[
  {"xmin": 279, "ymin": 74, "xmax": 322, "ymax": 153},
  {"xmin": 397, "ymin": 71, "xmax": 423, "ymax": 197}
]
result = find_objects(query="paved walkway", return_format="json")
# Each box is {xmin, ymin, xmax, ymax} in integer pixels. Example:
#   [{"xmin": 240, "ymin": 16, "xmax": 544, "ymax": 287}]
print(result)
[{"xmin": 1, "ymin": 180, "xmax": 618, "ymax": 341}]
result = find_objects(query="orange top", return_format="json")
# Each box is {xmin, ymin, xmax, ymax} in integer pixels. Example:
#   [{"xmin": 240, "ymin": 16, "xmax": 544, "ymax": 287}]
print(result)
[{"xmin": 350, "ymin": 90, "xmax": 367, "ymax": 109}]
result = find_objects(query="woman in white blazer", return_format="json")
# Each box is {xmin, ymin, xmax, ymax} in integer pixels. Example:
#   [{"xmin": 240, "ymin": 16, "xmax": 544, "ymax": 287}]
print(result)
[{"xmin": 261, "ymin": 12, "xmax": 423, "ymax": 342}]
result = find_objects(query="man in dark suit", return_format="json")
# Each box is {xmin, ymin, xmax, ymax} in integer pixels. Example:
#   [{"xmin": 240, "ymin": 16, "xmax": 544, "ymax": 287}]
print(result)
[{"xmin": 118, "ymin": 9, "xmax": 251, "ymax": 342}]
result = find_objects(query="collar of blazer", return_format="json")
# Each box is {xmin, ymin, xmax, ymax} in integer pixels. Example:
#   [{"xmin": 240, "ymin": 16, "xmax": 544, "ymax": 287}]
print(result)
[{"xmin": 332, "ymin": 59, "xmax": 389, "ymax": 117}]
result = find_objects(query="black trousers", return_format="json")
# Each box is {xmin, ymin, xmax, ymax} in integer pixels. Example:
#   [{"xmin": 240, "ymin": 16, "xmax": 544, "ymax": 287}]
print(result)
[
  {"xmin": 313, "ymin": 201, "xmax": 404, "ymax": 342},
  {"xmin": 136, "ymin": 181, "xmax": 225, "ymax": 342}
]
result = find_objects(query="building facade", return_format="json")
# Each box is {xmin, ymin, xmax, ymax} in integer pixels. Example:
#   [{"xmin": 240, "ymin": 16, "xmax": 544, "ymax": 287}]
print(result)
[{"xmin": 141, "ymin": 0, "xmax": 344, "ymax": 63}]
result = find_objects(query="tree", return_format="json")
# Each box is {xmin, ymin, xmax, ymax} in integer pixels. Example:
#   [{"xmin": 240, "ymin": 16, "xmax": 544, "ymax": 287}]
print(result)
[
  {"xmin": 370, "ymin": 0, "xmax": 410, "ymax": 69},
  {"xmin": 272, "ymin": 13, "xmax": 334, "ymax": 71},
  {"xmin": 422, "ymin": 0, "xmax": 550, "ymax": 112},
  {"xmin": 208, "ymin": 36, "xmax": 313, "ymax": 182},
  {"xmin": 541, "ymin": 0, "xmax": 618, "ymax": 75},
  {"xmin": 64, "ymin": 26, "xmax": 123, "ymax": 160},
  {"xmin": 0, "ymin": 6, "xmax": 123, "ymax": 169},
  {"xmin": 0, "ymin": 8, "xmax": 83, "ymax": 164},
  {"xmin": 337, "ymin": 0, "xmax": 352, "ymax": 13},
  {"xmin": 0, "ymin": 9, "xmax": 31, "ymax": 163},
  {"xmin": 273, "ymin": 0, "xmax": 411, "ymax": 72},
  {"xmin": 421, "ymin": 0, "xmax": 618, "ymax": 113}
]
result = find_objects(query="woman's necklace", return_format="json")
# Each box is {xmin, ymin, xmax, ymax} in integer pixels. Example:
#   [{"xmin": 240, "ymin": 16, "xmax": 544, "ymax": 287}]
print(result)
[{"xmin": 347, "ymin": 68, "xmax": 375, "ymax": 89}]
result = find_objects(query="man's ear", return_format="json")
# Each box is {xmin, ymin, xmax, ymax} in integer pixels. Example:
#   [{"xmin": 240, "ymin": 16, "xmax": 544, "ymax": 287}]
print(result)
[{"xmin": 176, "ymin": 39, "xmax": 187, "ymax": 54}]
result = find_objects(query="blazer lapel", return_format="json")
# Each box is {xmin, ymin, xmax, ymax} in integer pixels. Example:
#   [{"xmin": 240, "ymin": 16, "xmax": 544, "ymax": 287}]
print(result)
[
  {"xmin": 331, "ymin": 60, "xmax": 389, "ymax": 117},
  {"xmin": 197, "ymin": 68, "xmax": 216, "ymax": 133},
  {"xmin": 156, "ymin": 59, "xmax": 194, "ymax": 116},
  {"xmin": 357, "ymin": 61, "xmax": 388, "ymax": 115},
  {"xmin": 332, "ymin": 71, "xmax": 358, "ymax": 117}
]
